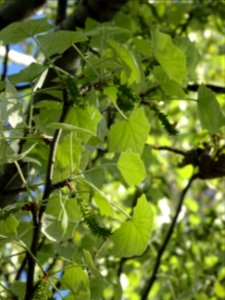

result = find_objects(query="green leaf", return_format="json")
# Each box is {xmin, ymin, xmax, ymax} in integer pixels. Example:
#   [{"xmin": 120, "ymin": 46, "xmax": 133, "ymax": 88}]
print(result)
[
  {"xmin": 65, "ymin": 199, "xmax": 82, "ymax": 222},
  {"xmin": 134, "ymin": 37, "xmax": 152, "ymax": 56},
  {"xmin": 94, "ymin": 193, "xmax": 114, "ymax": 217},
  {"xmin": 1, "ymin": 82, "xmax": 24, "ymax": 128},
  {"xmin": 33, "ymin": 101, "xmax": 62, "ymax": 132},
  {"xmin": 9, "ymin": 63, "xmax": 46, "ymax": 84},
  {"xmin": 0, "ymin": 214, "xmax": 19, "ymax": 236},
  {"xmin": 66, "ymin": 105, "xmax": 102, "ymax": 143},
  {"xmin": 108, "ymin": 39, "xmax": 141, "ymax": 85},
  {"xmin": 60, "ymin": 198, "xmax": 69, "ymax": 235},
  {"xmin": 0, "ymin": 80, "xmax": 5, "ymax": 91},
  {"xmin": 83, "ymin": 22, "xmax": 130, "ymax": 37},
  {"xmin": 61, "ymin": 263, "xmax": 90, "ymax": 300},
  {"xmin": 79, "ymin": 178, "xmax": 114, "ymax": 216},
  {"xmin": 110, "ymin": 195, "xmax": 155, "ymax": 257},
  {"xmin": 47, "ymin": 123, "xmax": 95, "ymax": 135},
  {"xmin": 152, "ymin": 30, "xmax": 187, "ymax": 86},
  {"xmin": 0, "ymin": 18, "xmax": 53, "ymax": 44},
  {"xmin": 109, "ymin": 107, "xmax": 150, "ymax": 154},
  {"xmin": 42, "ymin": 196, "xmax": 81, "ymax": 242},
  {"xmin": 0, "ymin": 141, "xmax": 37, "ymax": 164},
  {"xmin": 54, "ymin": 134, "xmax": 83, "ymax": 182},
  {"xmin": 153, "ymin": 66, "xmax": 185, "ymax": 98},
  {"xmin": 214, "ymin": 281, "xmax": 225, "ymax": 298},
  {"xmin": 118, "ymin": 152, "xmax": 146, "ymax": 186},
  {"xmin": 83, "ymin": 250, "xmax": 101, "ymax": 277},
  {"xmin": 103, "ymin": 86, "xmax": 118, "ymax": 103},
  {"xmin": 10, "ymin": 282, "xmax": 26, "ymax": 300},
  {"xmin": 37, "ymin": 31, "xmax": 87, "ymax": 57},
  {"xmin": 197, "ymin": 85, "xmax": 225, "ymax": 133},
  {"xmin": 174, "ymin": 37, "xmax": 200, "ymax": 80},
  {"xmin": 42, "ymin": 215, "xmax": 64, "ymax": 242},
  {"xmin": 0, "ymin": 141, "xmax": 15, "ymax": 164}
]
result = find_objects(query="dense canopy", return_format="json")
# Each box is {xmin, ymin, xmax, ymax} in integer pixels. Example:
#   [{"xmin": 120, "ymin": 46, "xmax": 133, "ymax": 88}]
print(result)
[{"xmin": 0, "ymin": 1, "xmax": 224, "ymax": 299}]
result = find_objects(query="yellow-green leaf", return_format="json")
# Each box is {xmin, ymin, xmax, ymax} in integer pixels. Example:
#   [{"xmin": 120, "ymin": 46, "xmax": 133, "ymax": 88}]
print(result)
[
  {"xmin": 118, "ymin": 152, "xmax": 146, "ymax": 186},
  {"xmin": 110, "ymin": 195, "xmax": 155, "ymax": 257},
  {"xmin": 152, "ymin": 30, "xmax": 187, "ymax": 86},
  {"xmin": 109, "ymin": 107, "xmax": 150, "ymax": 154},
  {"xmin": 108, "ymin": 39, "xmax": 141, "ymax": 85}
]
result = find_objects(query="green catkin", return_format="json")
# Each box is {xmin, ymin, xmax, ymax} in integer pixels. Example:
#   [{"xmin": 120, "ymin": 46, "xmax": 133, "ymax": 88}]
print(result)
[
  {"xmin": 150, "ymin": 104, "xmax": 179, "ymax": 136},
  {"xmin": 117, "ymin": 85, "xmax": 139, "ymax": 111},
  {"xmin": 33, "ymin": 279, "xmax": 49, "ymax": 300},
  {"xmin": 79, "ymin": 200, "xmax": 111, "ymax": 238},
  {"xmin": 62, "ymin": 75, "xmax": 85, "ymax": 108}
]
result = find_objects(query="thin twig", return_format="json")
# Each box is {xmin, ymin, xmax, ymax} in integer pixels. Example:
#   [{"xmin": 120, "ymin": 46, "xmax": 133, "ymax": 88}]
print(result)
[
  {"xmin": 15, "ymin": 254, "xmax": 27, "ymax": 281},
  {"xmin": 140, "ymin": 173, "xmax": 199, "ymax": 300}
]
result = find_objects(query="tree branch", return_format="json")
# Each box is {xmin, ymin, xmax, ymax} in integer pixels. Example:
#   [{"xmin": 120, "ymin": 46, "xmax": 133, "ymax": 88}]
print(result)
[
  {"xmin": 56, "ymin": 0, "xmax": 68, "ymax": 25},
  {"xmin": 24, "ymin": 90, "xmax": 71, "ymax": 299},
  {"xmin": 0, "ymin": 0, "xmax": 130, "ymax": 208},
  {"xmin": 35, "ymin": 0, "xmax": 130, "ymax": 102},
  {"xmin": 140, "ymin": 173, "xmax": 199, "ymax": 300},
  {"xmin": 1, "ymin": 44, "xmax": 9, "ymax": 80},
  {"xmin": 152, "ymin": 145, "xmax": 186, "ymax": 156},
  {"xmin": 188, "ymin": 83, "xmax": 225, "ymax": 94},
  {"xmin": 0, "ymin": 0, "xmax": 47, "ymax": 29}
]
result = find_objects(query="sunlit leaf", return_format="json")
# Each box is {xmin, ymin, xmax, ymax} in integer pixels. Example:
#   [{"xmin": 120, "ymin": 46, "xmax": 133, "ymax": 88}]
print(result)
[
  {"xmin": 117, "ymin": 152, "xmax": 146, "ymax": 186},
  {"xmin": 66, "ymin": 105, "xmax": 102, "ymax": 142},
  {"xmin": 108, "ymin": 39, "xmax": 141, "ymax": 85},
  {"xmin": 1, "ymin": 82, "xmax": 24, "ymax": 128},
  {"xmin": 103, "ymin": 86, "xmax": 118, "ymax": 103},
  {"xmin": 204, "ymin": 255, "xmax": 219, "ymax": 268},
  {"xmin": 110, "ymin": 195, "xmax": 155, "ymax": 257},
  {"xmin": 152, "ymin": 30, "xmax": 187, "ymax": 86},
  {"xmin": 214, "ymin": 281, "xmax": 225, "ymax": 298},
  {"xmin": 61, "ymin": 263, "xmax": 90, "ymax": 300},
  {"xmin": 185, "ymin": 198, "xmax": 199, "ymax": 213},
  {"xmin": 109, "ymin": 107, "xmax": 150, "ymax": 154},
  {"xmin": 94, "ymin": 193, "xmax": 114, "ymax": 216},
  {"xmin": 153, "ymin": 66, "xmax": 185, "ymax": 98}
]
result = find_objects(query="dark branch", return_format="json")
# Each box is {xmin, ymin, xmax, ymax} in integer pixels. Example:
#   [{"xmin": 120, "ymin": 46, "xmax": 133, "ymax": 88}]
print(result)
[
  {"xmin": 188, "ymin": 84, "xmax": 225, "ymax": 94},
  {"xmin": 0, "ymin": 0, "xmax": 47, "ymax": 29},
  {"xmin": 56, "ymin": 0, "xmax": 68, "ymax": 25},
  {"xmin": 24, "ymin": 204, "xmax": 40, "ymax": 300},
  {"xmin": 152, "ymin": 145, "xmax": 186, "ymax": 156},
  {"xmin": 140, "ymin": 173, "xmax": 199, "ymax": 300},
  {"xmin": 24, "ymin": 92, "xmax": 71, "ymax": 299},
  {"xmin": 1, "ymin": 44, "xmax": 9, "ymax": 80}
]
